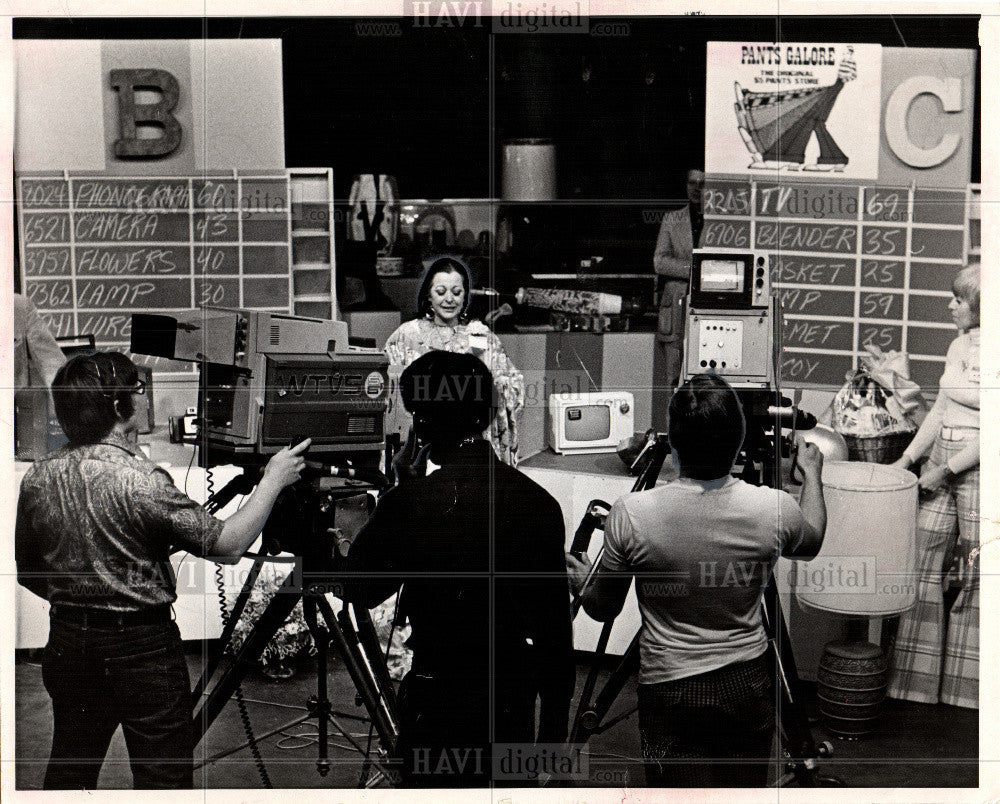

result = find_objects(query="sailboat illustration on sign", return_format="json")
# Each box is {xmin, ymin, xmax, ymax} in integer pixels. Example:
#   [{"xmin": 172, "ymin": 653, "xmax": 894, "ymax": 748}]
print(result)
[{"xmin": 734, "ymin": 46, "xmax": 858, "ymax": 172}]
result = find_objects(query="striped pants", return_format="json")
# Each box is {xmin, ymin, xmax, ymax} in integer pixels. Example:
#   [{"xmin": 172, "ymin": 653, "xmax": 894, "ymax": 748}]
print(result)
[{"xmin": 887, "ymin": 432, "xmax": 979, "ymax": 709}]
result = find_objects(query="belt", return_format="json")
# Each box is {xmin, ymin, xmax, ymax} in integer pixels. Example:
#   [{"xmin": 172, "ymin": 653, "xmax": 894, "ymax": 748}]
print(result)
[
  {"xmin": 50, "ymin": 604, "xmax": 172, "ymax": 628},
  {"xmin": 940, "ymin": 426, "xmax": 978, "ymax": 441}
]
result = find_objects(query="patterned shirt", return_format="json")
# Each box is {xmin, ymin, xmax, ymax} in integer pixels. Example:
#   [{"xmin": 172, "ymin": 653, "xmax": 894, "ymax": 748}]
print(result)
[
  {"xmin": 384, "ymin": 317, "xmax": 525, "ymax": 465},
  {"xmin": 16, "ymin": 432, "xmax": 224, "ymax": 612}
]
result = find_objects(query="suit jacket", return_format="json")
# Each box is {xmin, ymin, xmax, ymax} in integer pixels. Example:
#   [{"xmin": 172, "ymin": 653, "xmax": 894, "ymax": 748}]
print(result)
[{"xmin": 653, "ymin": 205, "xmax": 697, "ymax": 343}]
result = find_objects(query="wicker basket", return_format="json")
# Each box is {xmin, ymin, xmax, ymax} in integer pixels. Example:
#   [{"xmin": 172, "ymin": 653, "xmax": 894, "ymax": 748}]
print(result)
[{"xmin": 841, "ymin": 431, "xmax": 913, "ymax": 464}]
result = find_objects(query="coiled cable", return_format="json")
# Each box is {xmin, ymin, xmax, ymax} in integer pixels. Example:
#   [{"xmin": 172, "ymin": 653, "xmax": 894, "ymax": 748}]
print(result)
[{"xmin": 210, "ymin": 466, "xmax": 272, "ymax": 789}]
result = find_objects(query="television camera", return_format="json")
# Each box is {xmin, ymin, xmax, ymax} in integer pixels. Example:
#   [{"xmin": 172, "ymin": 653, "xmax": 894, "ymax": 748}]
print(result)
[
  {"xmin": 567, "ymin": 250, "xmax": 839, "ymax": 787},
  {"xmin": 131, "ymin": 308, "xmax": 389, "ymax": 469},
  {"xmin": 682, "ymin": 247, "xmax": 816, "ymax": 485},
  {"xmin": 130, "ymin": 309, "xmax": 399, "ymax": 785}
]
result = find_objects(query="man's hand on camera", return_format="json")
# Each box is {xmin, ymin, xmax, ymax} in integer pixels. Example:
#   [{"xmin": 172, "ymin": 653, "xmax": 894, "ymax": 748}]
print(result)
[
  {"xmin": 262, "ymin": 438, "xmax": 311, "ymax": 491},
  {"xmin": 794, "ymin": 438, "xmax": 824, "ymax": 479},
  {"xmin": 393, "ymin": 428, "xmax": 430, "ymax": 484},
  {"xmin": 565, "ymin": 552, "xmax": 593, "ymax": 597},
  {"xmin": 212, "ymin": 438, "xmax": 312, "ymax": 563}
]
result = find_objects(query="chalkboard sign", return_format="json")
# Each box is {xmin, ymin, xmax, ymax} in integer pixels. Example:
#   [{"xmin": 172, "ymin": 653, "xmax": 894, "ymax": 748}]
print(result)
[
  {"xmin": 702, "ymin": 178, "xmax": 975, "ymax": 390},
  {"xmin": 18, "ymin": 175, "xmax": 294, "ymax": 373}
]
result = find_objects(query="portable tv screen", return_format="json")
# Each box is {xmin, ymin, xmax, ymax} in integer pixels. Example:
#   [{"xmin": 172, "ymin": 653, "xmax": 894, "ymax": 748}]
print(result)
[
  {"xmin": 690, "ymin": 252, "xmax": 755, "ymax": 309},
  {"xmin": 700, "ymin": 259, "xmax": 743, "ymax": 292},
  {"xmin": 564, "ymin": 405, "xmax": 611, "ymax": 441}
]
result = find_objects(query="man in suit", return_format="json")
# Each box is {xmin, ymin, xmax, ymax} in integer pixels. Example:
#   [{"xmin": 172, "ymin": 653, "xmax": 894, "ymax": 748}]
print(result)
[{"xmin": 653, "ymin": 168, "xmax": 705, "ymax": 395}]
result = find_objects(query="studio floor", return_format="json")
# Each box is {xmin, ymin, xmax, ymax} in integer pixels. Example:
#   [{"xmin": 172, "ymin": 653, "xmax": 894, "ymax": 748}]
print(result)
[{"xmin": 14, "ymin": 646, "xmax": 978, "ymax": 791}]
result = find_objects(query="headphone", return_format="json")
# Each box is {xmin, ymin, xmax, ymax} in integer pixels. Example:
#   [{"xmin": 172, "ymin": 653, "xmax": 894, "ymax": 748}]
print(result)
[
  {"xmin": 89, "ymin": 356, "xmax": 120, "ymax": 399},
  {"xmin": 85, "ymin": 354, "xmax": 140, "ymax": 421}
]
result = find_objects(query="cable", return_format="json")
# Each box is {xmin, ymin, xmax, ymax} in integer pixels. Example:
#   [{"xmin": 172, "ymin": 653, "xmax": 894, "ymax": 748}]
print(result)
[
  {"xmin": 205, "ymin": 463, "xmax": 216, "ymax": 504},
  {"xmin": 183, "ymin": 440, "xmax": 197, "ymax": 497},
  {"xmin": 213, "ymin": 560, "xmax": 273, "ymax": 789},
  {"xmin": 274, "ymin": 726, "xmax": 369, "ymax": 753},
  {"xmin": 358, "ymin": 594, "xmax": 401, "ymax": 788}
]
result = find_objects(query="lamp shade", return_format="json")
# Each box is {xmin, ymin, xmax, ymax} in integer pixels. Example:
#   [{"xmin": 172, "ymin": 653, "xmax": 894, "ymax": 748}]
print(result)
[{"xmin": 794, "ymin": 461, "xmax": 917, "ymax": 617}]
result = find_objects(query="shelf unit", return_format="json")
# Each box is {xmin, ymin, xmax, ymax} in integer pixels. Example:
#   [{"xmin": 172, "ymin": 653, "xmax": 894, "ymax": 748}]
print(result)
[{"xmin": 289, "ymin": 168, "xmax": 337, "ymax": 319}]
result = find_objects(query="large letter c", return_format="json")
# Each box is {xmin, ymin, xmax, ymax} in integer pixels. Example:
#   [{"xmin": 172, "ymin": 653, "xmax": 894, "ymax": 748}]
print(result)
[{"xmin": 885, "ymin": 76, "xmax": 962, "ymax": 169}]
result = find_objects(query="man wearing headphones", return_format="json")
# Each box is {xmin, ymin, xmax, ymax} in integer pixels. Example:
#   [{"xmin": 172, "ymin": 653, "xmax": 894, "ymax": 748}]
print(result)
[
  {"xmin": 15, "ymin": 351, "xmax": 311, "ymax": 789},
  {"xmin": 344, "ymin": 350, "xmax": 574, "ymax": 787}
]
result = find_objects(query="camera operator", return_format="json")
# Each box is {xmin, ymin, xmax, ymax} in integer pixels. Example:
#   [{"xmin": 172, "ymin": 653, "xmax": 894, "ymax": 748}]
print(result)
[
  {"xmin": 15, "ymin": 351, "xmax": 311, "ymax": 790},
  {"xmin": 343, "ymin": 350, "xmax": 574, "ymax": 787},
  {"xmin": 566, "ymin": 374, "xmax": 826, "ymax": 787}
]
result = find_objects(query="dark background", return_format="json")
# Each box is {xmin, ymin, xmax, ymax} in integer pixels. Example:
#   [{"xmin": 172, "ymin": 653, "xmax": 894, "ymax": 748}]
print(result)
[{"xmin": 14, "ymin": 15, "xmax": 982, "ymax": 201}]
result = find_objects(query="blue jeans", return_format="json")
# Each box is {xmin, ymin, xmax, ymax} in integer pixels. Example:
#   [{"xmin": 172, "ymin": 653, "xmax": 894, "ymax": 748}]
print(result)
[{"xmin": 41, "ymin": 617, "xmax": 193, "ymax": 789}]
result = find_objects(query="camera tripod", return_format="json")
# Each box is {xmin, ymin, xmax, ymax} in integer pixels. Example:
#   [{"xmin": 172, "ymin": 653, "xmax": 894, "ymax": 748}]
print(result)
[
  {"xmin": 190, "ymin": 469, "xmax": 399, "ymax": 786},
  {"xmin": 568, "ymin": 413, "xmax": 840, "ymax": 787}
]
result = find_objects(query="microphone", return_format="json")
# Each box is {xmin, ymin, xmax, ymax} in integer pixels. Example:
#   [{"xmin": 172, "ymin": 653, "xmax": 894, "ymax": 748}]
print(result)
[
  {"xmin": 766, "ymin": 406, "xmax": 817, "ymax": 432},
  {"xmin": 301, "ymin": 460, "xmax": 390, "ymax": 490}
]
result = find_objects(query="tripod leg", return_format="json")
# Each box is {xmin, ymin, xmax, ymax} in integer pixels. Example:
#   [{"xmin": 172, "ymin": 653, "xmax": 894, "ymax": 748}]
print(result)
[
  {"xmin": 590, "ymin": 637, "xmax": 640, "ymax": 720},
  {"xmin": 762, "ymin": 581, "xmax": 829, "ymax": 787},
  {"xmin": 302, "ymin": 596, "xmax": 332, "ymax": 777},
  {"xmin": 570, "ymin": 630, "xmax": 640, "ymax": 744},
  {"xmin": 352, "ymin": 604, "xmax": 400, "ymax": 716},
  {"xmin": 314, "ymin": 594, "xmax": 398, "ymax": 754},
  {"xmin": 192, "ymin": 576, "xmax": 303, "ymax": 746},
  {"xmin": 191, "ymin": 554, "xmax": 270, "ymax": 706},
  {"xmin": 569, "ymin": 620, "xmax": 614, "ymax": 742}
]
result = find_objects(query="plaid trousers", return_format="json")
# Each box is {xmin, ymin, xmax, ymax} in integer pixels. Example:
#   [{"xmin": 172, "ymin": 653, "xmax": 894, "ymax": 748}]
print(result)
[
  {"xmin": 637, "ymin": 653, "xmax": 775, "ymax": 787},
  {"xmin": 887, "ymin": 432, "xmax": 979, "ymax": 709}
]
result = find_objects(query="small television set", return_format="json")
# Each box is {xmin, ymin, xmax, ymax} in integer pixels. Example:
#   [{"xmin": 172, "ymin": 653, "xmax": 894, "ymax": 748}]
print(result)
[
  {"xmin": 690, "ymin": 249, "xmax": 770, "ymax": 309},
  {"xmin": 547, "ymin": 391, "xmax": 634, "ymax": 455}
]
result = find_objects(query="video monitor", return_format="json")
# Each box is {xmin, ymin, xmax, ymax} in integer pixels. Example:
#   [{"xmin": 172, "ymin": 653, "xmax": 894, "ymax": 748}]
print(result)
[
  {"xmin": 689, "ymin": 250, "xmax": 756, "ymax": 309},
  {"xmin": 700, "ymin": 259, "xmax": 744, "ymax": 292}
]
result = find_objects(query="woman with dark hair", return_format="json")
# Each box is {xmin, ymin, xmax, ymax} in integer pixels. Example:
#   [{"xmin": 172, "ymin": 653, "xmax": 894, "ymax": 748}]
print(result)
[
  {"xmin": 888, "ymin": 262, "xmax": 981, "ymax": 709},
  {"xmin": 384, "ymin": 255, "xmax": 525, "ymax": 466}
]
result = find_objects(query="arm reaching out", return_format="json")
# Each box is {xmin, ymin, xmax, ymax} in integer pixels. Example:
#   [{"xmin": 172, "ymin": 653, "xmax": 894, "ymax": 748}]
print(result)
[
  {"xmin": 212, "ymin": 439, "xmax": 311, "ymax": 562},
  {"xmin": 785, "ymin": 439, "xmax": 826, "ymax": 559}
]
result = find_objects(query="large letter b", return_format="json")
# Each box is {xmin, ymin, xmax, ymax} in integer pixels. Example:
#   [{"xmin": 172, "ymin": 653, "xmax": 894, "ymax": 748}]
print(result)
[{"xmin": 110, "ymin": 69, "xmax": 182, "ymax": 158}]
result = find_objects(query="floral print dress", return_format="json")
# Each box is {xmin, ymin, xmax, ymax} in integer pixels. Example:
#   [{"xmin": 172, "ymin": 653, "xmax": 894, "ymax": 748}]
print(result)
[{"xmin": 384, "ymin": 317, "xmax": 525, "ymax": 466}]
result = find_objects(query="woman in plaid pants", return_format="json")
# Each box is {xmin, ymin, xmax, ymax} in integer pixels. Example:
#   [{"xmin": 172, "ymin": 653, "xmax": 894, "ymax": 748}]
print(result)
[{"xmin": 888, "ymin": 263, "xmax": 980, "ymax": 709}]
